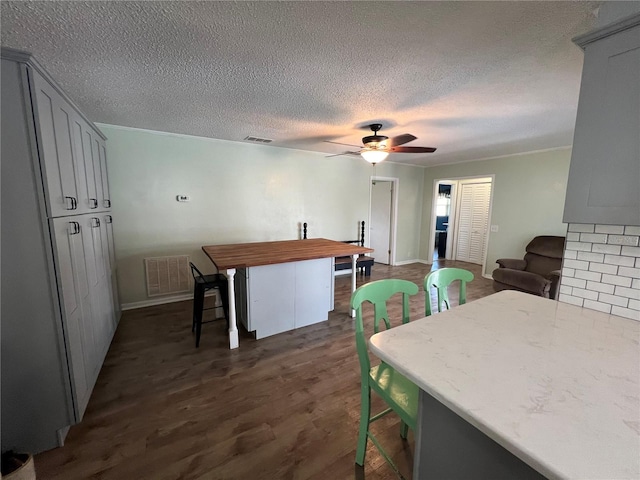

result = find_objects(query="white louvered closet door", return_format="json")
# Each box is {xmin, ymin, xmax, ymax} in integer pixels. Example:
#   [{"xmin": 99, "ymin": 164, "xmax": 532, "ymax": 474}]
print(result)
[{"xmin": 455, "ymin": 182, "xmax": 491, "ymax": 265}]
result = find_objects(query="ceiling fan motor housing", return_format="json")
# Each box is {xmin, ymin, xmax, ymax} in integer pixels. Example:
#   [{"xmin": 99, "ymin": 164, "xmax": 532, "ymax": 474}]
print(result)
[{"xmin": 362, "ymin": 134, "xmax": 388, "ymax": 147}]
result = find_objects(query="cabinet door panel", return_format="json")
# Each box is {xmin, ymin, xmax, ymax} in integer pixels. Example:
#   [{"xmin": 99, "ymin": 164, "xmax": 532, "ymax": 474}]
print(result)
[
  {"xmin": 105, "ymin": 214, "xmax": 121, "ymax": 322},
  {"xmin": 82, "ymin": 126, "xmax": 99, "ymax": 211},
  {"xmin": 51, "ymin": 218, "xmax": 93, "ymax": 418},
  {"xmin": 91, "ymin": 137, "xmax": 105, "ymax": 213},
  {"xmin": 32, "ymin": 73, "xmax": 78, "ymax": 217},
  {"xmin": 99, "ymin": 141, "xmax": 111, "ymax": 209},
  {"xmin": 69, "ymin": 115, "xmax": 91, "ymax": 214},
  {"xmin": 564, "ymin": 24, "xmax": 640, "ymax": 225}
]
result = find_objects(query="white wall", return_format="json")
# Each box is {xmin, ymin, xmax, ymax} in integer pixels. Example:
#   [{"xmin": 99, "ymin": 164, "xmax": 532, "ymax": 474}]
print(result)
[
  {"xmin": 420, "ymin": 148, "xmax": 572, "ymax": 276},
  {"xmin": 99, "ymin": 125, "xmax": 425, "ymax": 306}
]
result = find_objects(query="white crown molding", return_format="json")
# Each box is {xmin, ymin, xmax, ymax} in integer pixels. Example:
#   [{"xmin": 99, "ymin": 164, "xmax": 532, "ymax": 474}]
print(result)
[
  {"xmin": 573, "ymin": 12, "xmax": 640, "ymax": 49},
  {"xmin": 1, "ymin": 46, "xmax": 107, "ymax": 141}
]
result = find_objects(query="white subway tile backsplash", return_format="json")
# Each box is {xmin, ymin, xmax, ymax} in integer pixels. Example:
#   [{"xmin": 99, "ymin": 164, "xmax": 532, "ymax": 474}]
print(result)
[
  {"xmin": 559, "ymin": 293, "xmax": 584, "ymax": 306},
  {"xmin": 589, "ymin": 263, "xmax": 619, "ymax": 275},
  {"xmin": 607, "ymin": 235, "xmax": 639, "ymax": 246},
  {"xmin": 564, "ymin": 250, "xmax": 577, "ymax": 260},
  {"xmin": 559, "ymin": 285, "xmax": 573, "ymax": 295},
  {"xmin": 601, "ymin": 274, "xmax": 632, "ymax": 287},
  {"xmin": 563, "ymin": 277, "xmax": 587, "ymax": 289},
  {"xmin": 560, "ymin": 223, "xmax": 640, "ymax": 321},
  {"xmin": 603, "ymin": 255, "xmax": 636, "ymax": 267},
  {"xmin": 611, "ymin": 306, "xmax": 640, "ymax": 321},
  {"xmin": 621, "ymin": 246, "xmax": 640, "ymax": 257},
  {"xmin": 598, "ymin": 293, "xmax": 629, "ymax": 308},
  {"xmin": 574, "ymin": 269, "xmax": 601, "ymax": 282},
  {"xmin": 586, "ymin": 281, "xmax": 615, "ymax": 294},
  {"xmin": 615, "ymin": 286, "xmax": 640, "ymax": 300},
  {"xmin": 564, "ymin": 259, "xmax": 590, "ymax": 270},
  {"xmin": 580, "ymin": 233, "xmax": 608, "ymax": 244},
  {"xmin": 572, "ymin": 288, "xmax": 599, "ymax": 300},
  {"xmin": 619, "ymin": 266, "xmax": 640, "ymax": 279},
  {"xmin": 566, "ymin": 242, "xmax": 592, "ymax": 252},
  {"xmin": 577, "ymin": 251, "xmax": 604, "ymax": 263},
  {"xmin": 595, "ymin": 225, "xmax": 625, "ymax": 234},
  {"xmin": 566, "ymin": 232, "xmax": 581, "ymax": 241},
  {"xmin": 592, "ymin": 244, "xmax": 621, "ymax": 255},
  {"xmin": 568, "ymin": 224, "xmax": 594, "ymax": 233},
  {"xmin": 583, "ymin": 299, "xmax": 612, "ymax": 314}
]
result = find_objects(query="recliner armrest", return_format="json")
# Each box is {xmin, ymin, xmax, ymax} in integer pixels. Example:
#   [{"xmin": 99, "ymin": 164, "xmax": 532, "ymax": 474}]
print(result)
[
  {"xmin": 547, "ymin": 270, "xmax": 562, "ymax": 300},
  {"xmin": 492, "ymin": 268, "xmax": 551, "ymax": 297},
  {"xmin": 496, "ymin": 258, "xmax": 527, "ymax": 270}
]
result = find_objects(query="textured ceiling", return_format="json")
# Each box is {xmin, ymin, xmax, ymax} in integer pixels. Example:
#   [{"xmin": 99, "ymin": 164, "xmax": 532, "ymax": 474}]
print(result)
[{"xmin": 1, "ymin": 1, "xmax": 599, "ymax": 166}]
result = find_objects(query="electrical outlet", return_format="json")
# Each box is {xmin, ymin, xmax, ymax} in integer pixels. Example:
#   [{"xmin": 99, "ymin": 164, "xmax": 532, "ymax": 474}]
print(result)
[
  {"xmin": 490, "ymin": 225, "xmax": 499, "ymax": 232},
  {"xmin": 176, "ymin": 195, "xmax": 190, "ymax": 202}
]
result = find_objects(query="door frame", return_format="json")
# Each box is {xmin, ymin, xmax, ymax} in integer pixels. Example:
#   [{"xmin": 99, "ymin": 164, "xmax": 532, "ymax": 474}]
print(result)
[
  {"xmin": 368, "ymin": 176, "xmax": 399, "ymax": 266},
  {"xmin": 428, "ymin": 175, "xmax": 495, "ymax": 274}
]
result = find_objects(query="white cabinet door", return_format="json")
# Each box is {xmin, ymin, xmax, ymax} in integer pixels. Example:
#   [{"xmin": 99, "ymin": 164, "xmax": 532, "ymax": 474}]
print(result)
[
  {"xmin": 294, "ymin": 258, "xmax": 332, "ymax": 328},
  {"xmin": 99, "ymin": 141, "xmax": 111, "ymax": 209},
  {"xmin": 51, "ymin": 217, "xmax": 96, "ymax": 418},
  {"xmin": 70, "ymin": 115, "xmax": 100, "ymax": 212},
  {"xmin": 104, "ymin": 214, "xmax": 120, "ymax": 322},
  {"xmin": 248, "ymin": 263, "xmax": 295, "ymax": 339},
  {"xmin": 90, "ymin": 136, "xmax": 105, "ymax": 214},
  {"xmin": 32, "ymin": 72, "xmax": 80, "ymax": 217}
]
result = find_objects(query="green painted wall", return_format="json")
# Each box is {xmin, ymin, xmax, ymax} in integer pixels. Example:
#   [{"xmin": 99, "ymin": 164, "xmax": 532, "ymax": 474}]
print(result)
[
  {"xmin": 420, "ymin": 149, "xmax": 571, "ymax": 276},
  {"xmin": 100, "ymin": 125, "xmax": 425, "ymax": 306}
]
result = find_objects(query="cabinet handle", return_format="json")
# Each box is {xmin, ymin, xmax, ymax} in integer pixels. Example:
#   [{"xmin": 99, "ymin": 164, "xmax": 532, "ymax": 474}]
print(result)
[
  {"xmin": 69, "ymin": 221, "xmax": 80, "ymax": 235},
  {"xmin": 105, "ymin": 199, "xmax": 111, "ymax": 208},
  {"xmin": 105, "ymin": 215, "xmax": 113, "ymax": 224},
  {"xmin": 65, "ymin": 196, "xmax": 74, "ymax": 210},
  {"xmin": 92, "ymin": 217, "xmax": 101, "ymax": 228},
  {"xmin": 90, "ymin": 198, "xmax": 98, "ymax": 209},
  {"xmin": 72, "ymin": 197, "xmax": 77, "ymax": 210}
]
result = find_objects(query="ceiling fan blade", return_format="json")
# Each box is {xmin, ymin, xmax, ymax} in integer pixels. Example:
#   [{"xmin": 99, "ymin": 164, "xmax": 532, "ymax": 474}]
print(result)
[
  {"xmin": 325, "ymin": 151, "xmax": 362, "ymax": 158},
  {"xmin": 324, "ymin": 140, "xmax": 362, "ymax": 148},
  {"xmin": 389, "ymin": 146, "xmax": 437, "ymax": 153},
  {"xmin": 389, "ymin": 134, "xmax": 417, "ymax": 147}
]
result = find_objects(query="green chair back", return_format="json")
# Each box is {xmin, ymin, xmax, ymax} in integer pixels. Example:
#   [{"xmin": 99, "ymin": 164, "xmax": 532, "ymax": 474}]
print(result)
[
  {"xmin": 424, "ymin": 267, "xmax": 474, "ymax": 316},
  {"xmin": 351, "ymin": 279, "xmax": 419, "ymax": 378}
]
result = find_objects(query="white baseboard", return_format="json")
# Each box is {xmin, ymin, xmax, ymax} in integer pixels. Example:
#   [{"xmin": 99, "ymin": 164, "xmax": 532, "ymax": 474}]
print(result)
[
  {"xmin": 482, "ymin": 273, "xmax": 493, "ymax": 280},
  {"xmin": 334, "ymin": 269, "xmax": 352, "ymax": 276},
  {"xmin": 394, "ymin": 259, "xmax": 429, "ymax": 266},
  {"xmin": 121, "ymin": 290, "xmax": 218, "ymax": 311}
]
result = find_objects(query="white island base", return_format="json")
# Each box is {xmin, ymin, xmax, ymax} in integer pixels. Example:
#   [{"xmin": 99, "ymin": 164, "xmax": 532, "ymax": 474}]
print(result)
[{"xmin": 233, "ymin": 258, "xmax": 333, "ymax": 339}]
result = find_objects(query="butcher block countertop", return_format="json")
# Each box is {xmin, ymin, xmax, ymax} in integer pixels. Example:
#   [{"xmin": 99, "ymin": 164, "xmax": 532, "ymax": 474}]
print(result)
[{"xmin": 202, "ymin": 238, "xmax": 373, "ymax": 270}]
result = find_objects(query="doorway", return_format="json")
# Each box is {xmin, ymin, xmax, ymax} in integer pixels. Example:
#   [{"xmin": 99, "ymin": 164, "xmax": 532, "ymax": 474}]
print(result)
[
  {"xmin": 369, "ymin": 177, "xmax": 398, "ymax": 265},
  {"xmin": 428, "ymin": 176, "xmax": 494, "ymax": 270}
]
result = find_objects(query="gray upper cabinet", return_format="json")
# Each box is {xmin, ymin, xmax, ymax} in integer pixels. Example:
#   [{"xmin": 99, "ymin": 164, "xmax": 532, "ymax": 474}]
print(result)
[
  {"xmin": 563, "ymin": 15, "xmax": 640, "ymax": 226},
  {"xmin": 1, "ymin": 48, "xmax": 120, "ymax": 454}
]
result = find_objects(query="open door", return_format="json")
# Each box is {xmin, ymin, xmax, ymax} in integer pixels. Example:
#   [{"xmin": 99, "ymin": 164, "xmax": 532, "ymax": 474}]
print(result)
[{"xmin": 369, "ymin": 177, "xmax": 398, "ymax": 266}]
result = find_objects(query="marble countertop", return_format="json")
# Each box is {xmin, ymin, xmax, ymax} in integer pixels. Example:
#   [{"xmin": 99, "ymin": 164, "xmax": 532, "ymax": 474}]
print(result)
[{"xmin": 369, "ymin": 290, "xmax": 640, "ymax": 480}]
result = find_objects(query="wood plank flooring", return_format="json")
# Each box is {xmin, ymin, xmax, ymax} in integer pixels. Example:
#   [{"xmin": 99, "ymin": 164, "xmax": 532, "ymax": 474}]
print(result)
[{"xmin": 35, "ymin": 260, "xmax": 494, "ymax": 480}]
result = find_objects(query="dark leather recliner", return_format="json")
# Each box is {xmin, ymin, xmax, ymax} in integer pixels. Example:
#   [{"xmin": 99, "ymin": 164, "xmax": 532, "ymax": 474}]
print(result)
[{"xmin": 492, "ymin": 236, "xmax": 565, "ymax": 299}]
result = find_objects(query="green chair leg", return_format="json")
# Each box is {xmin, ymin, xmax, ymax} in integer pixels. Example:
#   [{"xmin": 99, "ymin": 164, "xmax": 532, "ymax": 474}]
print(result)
[
  {"xmin": 400, "ymin": 420, "xmax": 409, "ymax": 439},
  {"xmin": 356, "ymin": 388, "xmax": 371, "ymax": 466}
]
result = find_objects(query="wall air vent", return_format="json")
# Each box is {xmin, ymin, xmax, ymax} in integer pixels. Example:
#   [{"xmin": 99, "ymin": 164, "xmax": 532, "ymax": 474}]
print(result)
[{"xmin": 244, "ymin": 136, "xmax": 273, "ymax": 144}]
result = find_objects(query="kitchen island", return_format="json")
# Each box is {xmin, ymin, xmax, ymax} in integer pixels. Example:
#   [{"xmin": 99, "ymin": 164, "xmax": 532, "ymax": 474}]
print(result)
[
  {"xmin": 203, "ymin": 238, "xmax": 372, "ymax": 348},
  {"xmin": 369, "ymin": 290, "xmax": 639, "ymax": 479}
]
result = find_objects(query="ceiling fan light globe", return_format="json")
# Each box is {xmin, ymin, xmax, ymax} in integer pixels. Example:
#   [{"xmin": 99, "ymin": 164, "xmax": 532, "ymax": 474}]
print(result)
[{"xmin": 361, "ymin": 150, "xmax": 389, "ymax": 164}]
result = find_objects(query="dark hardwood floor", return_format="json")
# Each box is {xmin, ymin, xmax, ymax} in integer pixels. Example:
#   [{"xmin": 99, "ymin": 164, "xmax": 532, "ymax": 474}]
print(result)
[{"xmin": 35, "ymin": 260, "xmax": 494, "ymax": 480}]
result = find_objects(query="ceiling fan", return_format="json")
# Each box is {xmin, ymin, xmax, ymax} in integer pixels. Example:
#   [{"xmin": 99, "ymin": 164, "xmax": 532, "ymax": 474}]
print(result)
[{"xmin": 326, "ymin": 123, "xmax": 437, "ymax": 164}]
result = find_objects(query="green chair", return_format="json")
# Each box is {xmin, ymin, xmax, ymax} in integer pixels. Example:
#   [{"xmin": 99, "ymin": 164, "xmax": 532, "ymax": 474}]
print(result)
[
  {"xmin": 424, "ymin": 267, "xmax": 474, "ymax": 316},
  {"xmin": 350, "ymin": 279, "xmax": 419, "ymax": 475}
]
